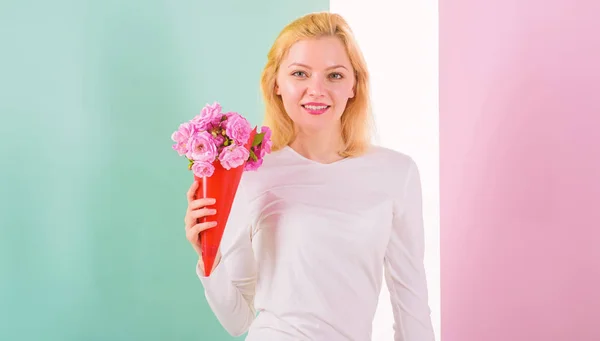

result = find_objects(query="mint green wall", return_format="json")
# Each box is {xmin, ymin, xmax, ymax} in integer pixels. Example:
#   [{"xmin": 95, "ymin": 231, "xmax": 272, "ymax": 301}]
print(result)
[{"xmin": 0, "ymin": 1, "xmax": 327, "ymax": 340}]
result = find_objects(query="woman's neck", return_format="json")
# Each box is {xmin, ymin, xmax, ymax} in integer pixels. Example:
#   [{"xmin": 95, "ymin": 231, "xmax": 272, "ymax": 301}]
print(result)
[{"xmin": 288, "ymin": 127, "xmax": 346, "ymax": 164}]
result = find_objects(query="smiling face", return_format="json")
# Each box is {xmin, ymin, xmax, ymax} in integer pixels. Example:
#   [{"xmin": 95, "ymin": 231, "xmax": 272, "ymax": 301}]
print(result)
[{"xmin": 275, "ymin": 35, "xmax": 356, "ymax": 135}]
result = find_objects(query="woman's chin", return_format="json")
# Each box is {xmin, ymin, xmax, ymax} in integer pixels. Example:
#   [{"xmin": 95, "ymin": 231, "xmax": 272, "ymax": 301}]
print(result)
[{"xmin": 295, "ymin": 119, "xmax": 341, "ymax": 135}]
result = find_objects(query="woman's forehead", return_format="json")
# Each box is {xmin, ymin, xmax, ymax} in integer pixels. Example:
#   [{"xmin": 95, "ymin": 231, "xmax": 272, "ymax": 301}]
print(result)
[{"xmin": 282, "ymin": 37, "xmax": 352, "ymax": 70}]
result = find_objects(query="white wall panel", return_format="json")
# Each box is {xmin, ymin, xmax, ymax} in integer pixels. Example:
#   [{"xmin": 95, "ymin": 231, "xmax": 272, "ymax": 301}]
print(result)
[{"xmin": 329, "ymin": 1, "xmax": 440, "ymax": 339}]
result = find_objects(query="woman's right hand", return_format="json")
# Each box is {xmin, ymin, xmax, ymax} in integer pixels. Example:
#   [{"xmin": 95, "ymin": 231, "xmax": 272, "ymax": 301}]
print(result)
[{"xmin": 184, "ymin": 180, "xmax": 222, "ymax": 273}]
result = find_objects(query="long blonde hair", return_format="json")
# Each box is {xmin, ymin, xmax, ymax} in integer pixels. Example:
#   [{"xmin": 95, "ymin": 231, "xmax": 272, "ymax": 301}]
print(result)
[{"xmin": 260, "ymin": 12, "xmax": 374, "ymax": 157}]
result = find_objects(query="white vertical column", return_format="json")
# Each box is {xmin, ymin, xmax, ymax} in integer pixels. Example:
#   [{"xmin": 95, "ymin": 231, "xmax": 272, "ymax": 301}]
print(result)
[{"xmin": 329, "ymin": 1, "xmax": 440, "ymax": 340}]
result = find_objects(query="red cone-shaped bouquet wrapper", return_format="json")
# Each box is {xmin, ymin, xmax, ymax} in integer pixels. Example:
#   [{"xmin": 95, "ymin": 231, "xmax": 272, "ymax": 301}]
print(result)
[{"xmin": 194, "ymin": 128, "xmax": 256, "ymax": 276}]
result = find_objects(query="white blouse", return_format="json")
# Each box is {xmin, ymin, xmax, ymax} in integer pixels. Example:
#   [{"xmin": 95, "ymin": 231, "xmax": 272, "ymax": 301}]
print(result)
[{"xmin": 197, "ymin": 145, "xmax": 435, "ymax": 341}]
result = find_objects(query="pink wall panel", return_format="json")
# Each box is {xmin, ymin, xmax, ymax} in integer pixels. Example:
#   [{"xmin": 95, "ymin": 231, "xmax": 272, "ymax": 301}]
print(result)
[{"xmin": 440, "ymin": 0, "xmax": 600, "ymax": 340}]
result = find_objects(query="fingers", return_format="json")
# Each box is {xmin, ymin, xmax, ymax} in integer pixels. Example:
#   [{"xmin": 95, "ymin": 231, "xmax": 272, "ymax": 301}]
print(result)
[
  {"xmin": 186, "ymin": 221, "xmax": 218, "ymax": 242},
  {"xmin": 184, "ymin": 180, "xmax": 221, "ymax": 262},
  {"xmin": 184, "ymin": 181, "xmax": 217, "ymax": 229},
  {"xmin": 188, "ymin": 208, "xmax": 217, "ymax": 227},
  {"xmin": 188, "ymin": 197, "xmax": 216, "ymax": 210},
  {"xmin": 184, "ymin": 204, "xmax": 216, "ymax": 230},
  {"xmin": 187, "ymin": 180, "xmax": 199, "ymax": 203}
]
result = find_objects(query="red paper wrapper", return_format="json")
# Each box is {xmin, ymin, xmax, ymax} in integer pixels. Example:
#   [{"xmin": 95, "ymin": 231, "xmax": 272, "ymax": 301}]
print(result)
[{"xmin": 194, "ymin": 129, "xmax": 256, "ymax": 276}]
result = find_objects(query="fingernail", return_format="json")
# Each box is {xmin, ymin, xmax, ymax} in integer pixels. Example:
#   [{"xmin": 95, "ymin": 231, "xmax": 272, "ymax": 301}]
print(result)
[
  {"xmin": 211, "ymin": 221, "xmax": 217, "ymax": 226},
  {"xmin": 210, "ymin": 209, "xmax": 217, "ymax": 214},
  {"xmin": 210, "ymin": 198, "xmax": 216, "ymax": 203}
]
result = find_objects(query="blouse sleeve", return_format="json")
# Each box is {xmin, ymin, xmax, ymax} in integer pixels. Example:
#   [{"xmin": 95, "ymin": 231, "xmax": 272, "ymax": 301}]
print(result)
[
  {"xmin": 196, "ymin": 175, "xmax": 257, "ymax": 337},
  {"xmin": 384, "ymin": 158, "xmax": 436, "ymax": 341}
]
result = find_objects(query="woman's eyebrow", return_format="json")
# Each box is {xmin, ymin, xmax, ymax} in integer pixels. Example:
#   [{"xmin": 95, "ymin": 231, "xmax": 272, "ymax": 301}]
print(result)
[{"xmin": 287, "ymin": 62, "xmax": 349, "ymax": 71}]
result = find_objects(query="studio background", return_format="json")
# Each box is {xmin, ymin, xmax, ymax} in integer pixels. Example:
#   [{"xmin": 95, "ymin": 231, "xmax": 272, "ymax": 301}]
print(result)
[{"xmin": 1, "ymin": 1, "xmax": 328, "ymax": 340}]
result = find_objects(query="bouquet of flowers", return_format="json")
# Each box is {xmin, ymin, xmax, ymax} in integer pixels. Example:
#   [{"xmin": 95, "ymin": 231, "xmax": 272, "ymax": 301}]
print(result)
[
  {"xmin": 171, "ymin": 101, "xmax": 272, "ymax": 176},
  {"xmin": 171, "ymin": 102, "xmax": 271, "ymax": 276}
]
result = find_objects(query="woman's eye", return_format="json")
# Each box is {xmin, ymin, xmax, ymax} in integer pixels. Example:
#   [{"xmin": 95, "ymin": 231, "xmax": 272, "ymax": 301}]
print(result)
[
  {"xmin": 292, "ymin": 71, "xmax": 307, "ymax": 77},
  {"xmin": 330, "ymin": 72, "xmax": 343, "ymax": 79}
]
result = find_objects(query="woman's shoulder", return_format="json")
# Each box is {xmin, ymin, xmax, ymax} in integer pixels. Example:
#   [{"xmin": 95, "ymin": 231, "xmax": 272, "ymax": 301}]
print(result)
[
  {"xmin": 360, "ymin": 144, "xmax": 418, "ymax": 172},
  {"xmin": 357, "ymin": 146, "xmax": 422, "ymax": 200}
]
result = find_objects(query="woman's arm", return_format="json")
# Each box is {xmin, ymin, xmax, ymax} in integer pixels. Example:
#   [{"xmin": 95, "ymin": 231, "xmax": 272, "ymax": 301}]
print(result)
[
  {"xmin": 196, "ymin": 178, "xmax": 257, "ymax": 337},
  {"xmin": 384, "ymin": 157, "xmax": 435, "ymax": 341}
]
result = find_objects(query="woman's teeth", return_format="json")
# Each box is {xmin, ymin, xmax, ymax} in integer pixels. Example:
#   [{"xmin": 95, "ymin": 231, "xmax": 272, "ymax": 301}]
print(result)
[{"xmin": 303, "ymin": 105, "xmax": 328, "ymax": 110}]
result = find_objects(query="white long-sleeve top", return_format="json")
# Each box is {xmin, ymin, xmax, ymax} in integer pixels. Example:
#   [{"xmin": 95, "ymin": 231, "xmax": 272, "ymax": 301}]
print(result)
[{"xmin": 197, "ymin": 145, "xmax": 435, "ymax": 341}]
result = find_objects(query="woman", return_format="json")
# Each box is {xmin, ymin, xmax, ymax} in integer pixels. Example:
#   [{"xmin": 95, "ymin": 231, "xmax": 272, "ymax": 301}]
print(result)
[{"xmin": 184, "ymin": 11, "xmax": 435, "ymax": 341}]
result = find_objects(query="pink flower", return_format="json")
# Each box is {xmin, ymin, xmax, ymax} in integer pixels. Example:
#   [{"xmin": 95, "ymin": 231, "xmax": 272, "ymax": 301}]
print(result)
[
  {"xmin": 260, "ymin": 126, "xmax": 272, "ymax": 154},
  {"xmin": 224, "ymin": 112, "xmax": 252, "ymax": 146},
  {"xmin": 219, "ymin": 144, "xmax": 250, "ymax": 170},
  {"xmin": 171, "ymin": 122, "xmax": 194, "ymax": 156},
  {"xmin": 186, "ymin": 131, "xmax": 218, "ymax": 162},
  {"xmin": 202, "ymin": 102, "xmax": 222, "ymax": 116},
  {"xmin": 191, "ymin": 102, "xmax": 224, "ymax": 130},
  {"xmin": 244, "ymin": 158, "xmax": 263, "ymax": 171},
  {"xmin": 191, "ymin": 160, "xmax": 215, "ymax": 178}
]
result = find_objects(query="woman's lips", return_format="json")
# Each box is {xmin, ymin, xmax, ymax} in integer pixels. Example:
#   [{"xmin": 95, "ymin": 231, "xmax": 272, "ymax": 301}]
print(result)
[{"xmin": 301, "ymin": 103, "xmax": 330, "ymax": 115}]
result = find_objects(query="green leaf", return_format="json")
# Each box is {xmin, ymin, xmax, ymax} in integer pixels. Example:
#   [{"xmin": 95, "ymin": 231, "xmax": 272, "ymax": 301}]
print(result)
[
  {"xmin": 249, "ymin": 149, "xmax": 258, "ymax": 161},
  {"xmin": 252, "ymin": 132, "xmax": 265, "ymax": 147}
]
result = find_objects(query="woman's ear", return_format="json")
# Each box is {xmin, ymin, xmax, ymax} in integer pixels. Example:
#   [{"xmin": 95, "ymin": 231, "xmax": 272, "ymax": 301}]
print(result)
[{"xmin": 349, "ymin": 74, "xmax": 357, "ymax": 98}]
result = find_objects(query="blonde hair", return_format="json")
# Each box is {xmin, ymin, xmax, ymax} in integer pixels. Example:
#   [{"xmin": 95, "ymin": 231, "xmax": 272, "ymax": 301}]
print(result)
[{"xmin": 260, "ymin": 12, "xmax": 374, "ymax": 157}]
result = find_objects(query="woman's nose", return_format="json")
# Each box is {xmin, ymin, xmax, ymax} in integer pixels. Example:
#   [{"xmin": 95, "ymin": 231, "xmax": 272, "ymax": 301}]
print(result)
[{"xmin": 307, "ymin": 77, "xmax": 326, "ymax": 97}]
